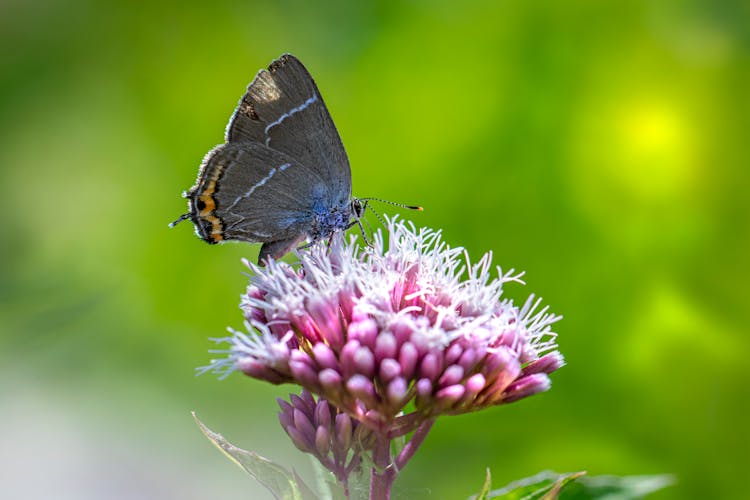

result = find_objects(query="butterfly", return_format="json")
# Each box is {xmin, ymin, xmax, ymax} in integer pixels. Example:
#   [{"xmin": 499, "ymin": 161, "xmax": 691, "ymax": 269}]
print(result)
[{"xmin": 171, "ymin": 54, "xmax": 419, "ymax": 264}]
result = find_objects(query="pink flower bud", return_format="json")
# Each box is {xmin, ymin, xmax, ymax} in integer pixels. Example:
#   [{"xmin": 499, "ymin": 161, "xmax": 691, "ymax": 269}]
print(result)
[
  {"xmin": 348, "ymin": 318, "xmax": 378, "ymax": 348},
  {"xmin": 438, "ymin": 365, "xmax": 464, "ymax": 388},
  {"xmin": 312, "ymin": 342, "xmax": 339, "ymax": 370},
  {"xmin": 502, "ymin": 374, "xmax": 551, "ymax": 403},
  {"xmin": 464, "ymin": 373, "xmax": 486, "ymax": 396},
  {"xmin": 318, "ymin": 368, "xmax": 343, "ymax": 392},
  {"xmin": 315, "ymin": 399, "xmax": 332, "ymax": 428},
  {"xmin": 335, "ymin": 413, "xmax": 352, "ymax": 450},
  {"xmin": 445, "ymin": 343, "xmax": 463, "ymax": 365},
  {"xmin": 378, "ymin": 358, "xmax": 401, "ymax": 382},
  {"xmin": 521, "ymin": 352, "xmax": 565, "ymax": 376},
  {"xmin": 399, "ymin": 342, "xmax": 419, "ymax": 380},
  {"xmin": 419, "ymin": 352, "xmax": 443, "ymax": 382},
  {"xmin": 308, "ymin": 296, "xmax": 343, "ymax": 348},
  {"xmin": 286, "ymin": 426, "xmax": 313, "ymax": 453},
  {"xmin": 386, "ymin": 377, "xmax": 408, "ymax": 406},
  {"xmin": 315, "ymin": 426, "xmax": 331, "ymax": 456},
  {"xmin": 374, "ymin": 331, "xmax": 398, "ymax": 361},
  {"xmin": 435, "ymin": 384, "xmax": 465, "ymax": 409}
]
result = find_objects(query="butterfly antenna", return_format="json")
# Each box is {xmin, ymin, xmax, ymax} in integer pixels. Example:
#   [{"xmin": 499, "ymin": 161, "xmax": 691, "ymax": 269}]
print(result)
[
  {"xmin": 359, "ymin": 197, "xmax": 423, "ymax": 212},
  {"xmin": 169, "ymin": 213, "xmax": 190, "ymax": 228}
]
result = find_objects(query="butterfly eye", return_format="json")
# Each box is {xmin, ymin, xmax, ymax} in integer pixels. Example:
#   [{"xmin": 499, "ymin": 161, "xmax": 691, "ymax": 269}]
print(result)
[{"xmin": 352, "ymin": 199, "xmax": 365, "ymax": 218}]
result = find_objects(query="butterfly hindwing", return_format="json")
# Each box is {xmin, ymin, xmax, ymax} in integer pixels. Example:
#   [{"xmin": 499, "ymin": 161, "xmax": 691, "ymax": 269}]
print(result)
[{"xmin": 188, "ymin": 142, "xmax": 335, "ymax": 245}]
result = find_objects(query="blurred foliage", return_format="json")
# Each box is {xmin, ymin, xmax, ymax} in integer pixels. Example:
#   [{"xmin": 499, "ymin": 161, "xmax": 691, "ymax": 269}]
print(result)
[{"xmin": 1, "ymin": 0, "xmax": 748, "ymax": 498}]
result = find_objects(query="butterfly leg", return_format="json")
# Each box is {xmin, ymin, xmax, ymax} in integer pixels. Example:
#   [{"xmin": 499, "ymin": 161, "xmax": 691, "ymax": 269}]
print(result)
[
  {"xmin": 259, "ymin": 236, "xmax": 306, "ymax": 265},
  {"xmin": 168, "ymin": 213, "xmax": 190, "ymax": 228},
  {"xmin": 357, "ymin": 219, "xmax": 373, "ymax": 247}
]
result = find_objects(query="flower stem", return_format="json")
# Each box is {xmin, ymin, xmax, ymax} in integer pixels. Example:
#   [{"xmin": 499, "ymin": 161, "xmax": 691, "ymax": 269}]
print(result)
[
  {"xmin": 370, "ymin": 434, "xmax": 394, "ymax": 500},
  {"xmin": 387, "ymin": 412, "xmax": 422, "ymax": 439},
  {"xmin": 395, "ymin": 418, "xmax": 434, "ymax": 470},
  {"xmin": 368, "ymin": 418, "xmax": 435, "ymax": 499}
]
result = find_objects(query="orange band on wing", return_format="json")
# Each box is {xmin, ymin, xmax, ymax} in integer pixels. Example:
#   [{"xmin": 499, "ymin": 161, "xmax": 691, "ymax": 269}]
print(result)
[{"xmin": 197, "ymin": 167, "xmax": 225, "ymax": 242}]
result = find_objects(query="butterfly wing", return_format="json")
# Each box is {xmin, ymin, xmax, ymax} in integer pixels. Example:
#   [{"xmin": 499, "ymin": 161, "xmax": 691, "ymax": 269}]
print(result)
[
  {"xmin": 225, "ymin": 54, "xmax": 351, "ymax": 206},
  {"xmin": 187, "ymin": 142, "xmax": 338, "ymax": 252}
]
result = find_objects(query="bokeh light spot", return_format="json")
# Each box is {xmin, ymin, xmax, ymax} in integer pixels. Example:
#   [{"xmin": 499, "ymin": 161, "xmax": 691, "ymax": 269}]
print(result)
[{"xmin": 613, "ymin": 100, "xmax": 696, "ymax": 201}]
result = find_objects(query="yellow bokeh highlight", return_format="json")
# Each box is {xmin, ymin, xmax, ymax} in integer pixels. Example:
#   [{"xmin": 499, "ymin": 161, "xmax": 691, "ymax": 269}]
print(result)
[
  {"xmin": 613, "ymin": 100, "xmax": 697, "ymax": 202},
  {"xmin": 567, "ymin": 83, "xmax": 712, "ymax": 255}
]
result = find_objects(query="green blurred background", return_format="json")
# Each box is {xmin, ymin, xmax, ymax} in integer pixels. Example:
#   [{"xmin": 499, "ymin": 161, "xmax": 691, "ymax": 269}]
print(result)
[{"xmin": 1, "ymin": 0, "xmax": 748, "ymax": 498}]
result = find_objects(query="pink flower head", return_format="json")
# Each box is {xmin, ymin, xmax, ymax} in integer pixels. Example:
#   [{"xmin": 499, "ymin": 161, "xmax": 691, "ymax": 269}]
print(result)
[{"xmin": 203, "ymin": 219, "xmax": 564, "ymax": 434}]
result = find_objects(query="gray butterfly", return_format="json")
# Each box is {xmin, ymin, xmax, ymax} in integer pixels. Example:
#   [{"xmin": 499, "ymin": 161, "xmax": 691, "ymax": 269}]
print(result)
[{"xmin": 172, "ymin": 54, "xmax": 419, "ymax": 264}]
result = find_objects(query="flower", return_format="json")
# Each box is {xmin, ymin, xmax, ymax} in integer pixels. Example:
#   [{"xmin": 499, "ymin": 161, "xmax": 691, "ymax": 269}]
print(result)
[
  {"xmin": 278, "ymin": 389, "xmax": 373, "ymax": 491},
  {"xmin": 203, "ymin": 218, "xmax": 564, "ymax": 435}
]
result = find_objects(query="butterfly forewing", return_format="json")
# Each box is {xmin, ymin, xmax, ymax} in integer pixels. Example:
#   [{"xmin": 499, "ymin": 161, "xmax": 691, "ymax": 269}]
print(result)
[{"xmin": 226, "ymin": 54, "xmax": 351, "ymax": 203}]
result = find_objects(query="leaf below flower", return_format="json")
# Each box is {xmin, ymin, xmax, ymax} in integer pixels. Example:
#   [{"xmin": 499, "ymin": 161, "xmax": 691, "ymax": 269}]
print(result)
[
  {"xmin": 193, "ymin": 412, "xmax": 318, "ymax": 500},
  {"xmin": 475, "ymin": 468, "xmax": 492, "ymax": 500},
  {"xmin": 470, "ymin": 470, "xmax": 674, "ymax": 500}
]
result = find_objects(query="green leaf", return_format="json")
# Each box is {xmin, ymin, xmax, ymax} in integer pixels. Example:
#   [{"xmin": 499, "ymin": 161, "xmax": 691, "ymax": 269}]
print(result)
[
  {"xmin": 559, "ymin": 473, "xmax": 676, "ymax": 500},
  {"xmin": 307, "ymin": 455, "xmax": 346, "ymax": 500},
  {"xmin": 476, "ymin": 470, "xmax": 585, "ymax": 499},
  {"xmin": 346, "ymin": 460, "xmax": 371, "ymax": 500},
  {"xmin": 306, "ymin": 449, "xmax": 370, "ymax": 500},
  {"xmin": 193, "ymin": 412, "xmax": 317, "ymax": 500},
  {"xmin": 475, "ymin": 468, "xmax": 492, "ymax": 500},
  {"xmin": 473, "ymin": 470, "xmax": 674, "ymax": 500},
  {"xmin": 292, "ymin": 468, "xmax": 324, "ymax": 500}
]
